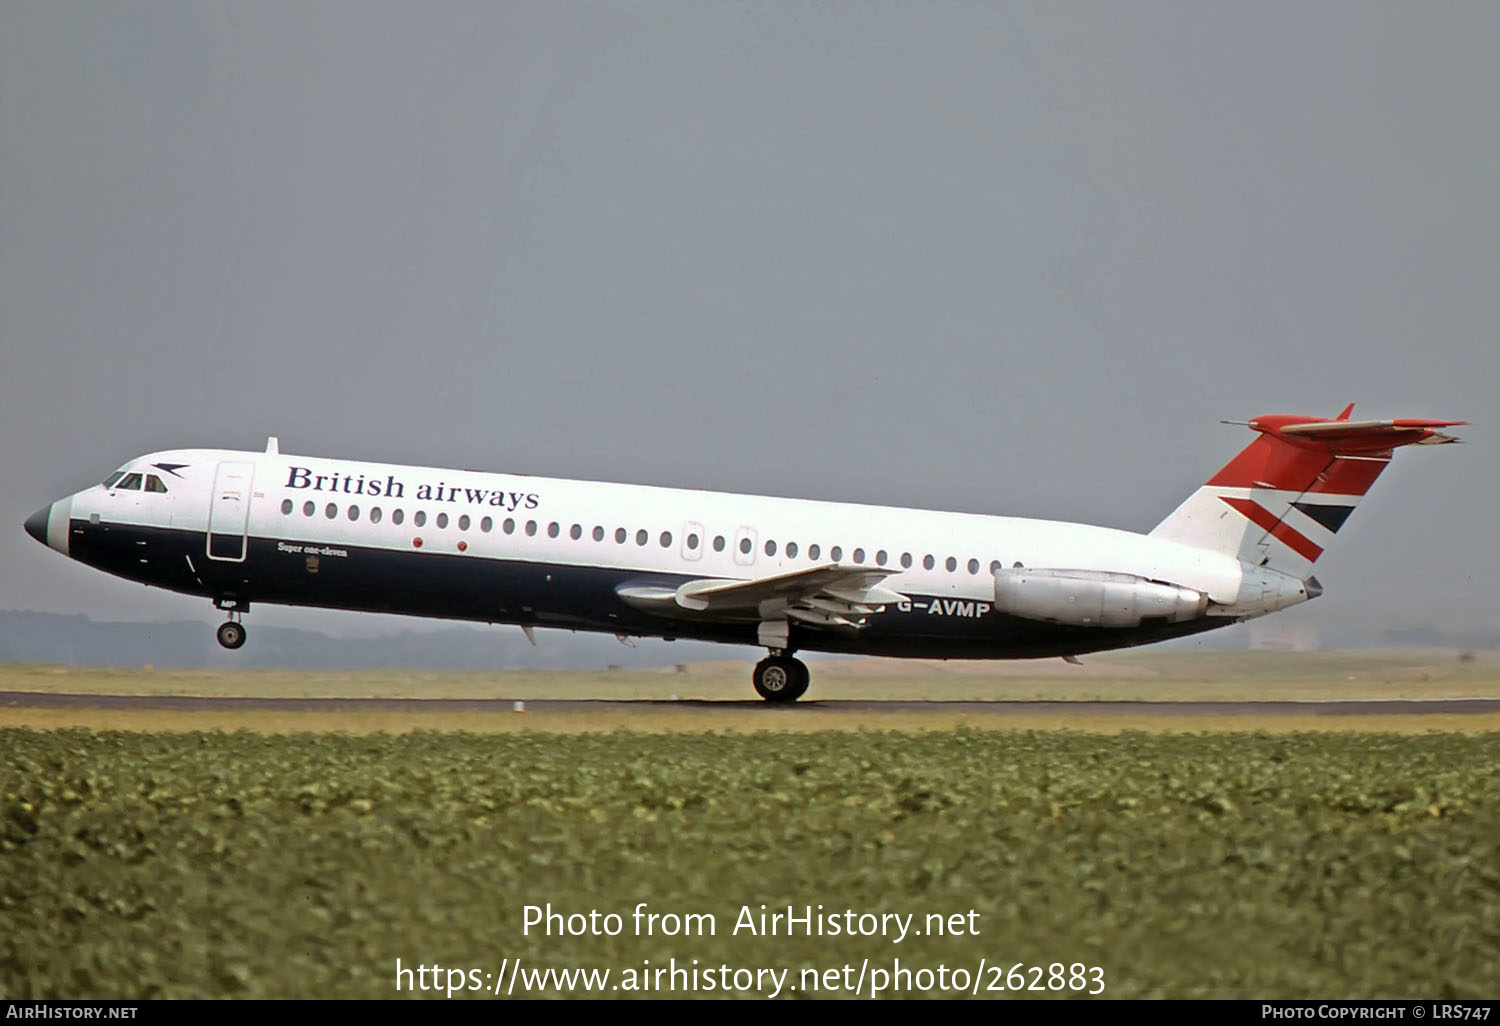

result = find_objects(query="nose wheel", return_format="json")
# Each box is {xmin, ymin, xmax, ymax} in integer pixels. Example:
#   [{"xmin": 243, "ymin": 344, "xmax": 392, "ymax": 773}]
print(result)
[
  {"xmin": 216, "ymin": 620, "xmax": 247, "ymax": 650},
  {"xmin": 753, "ymin": 655, "xmax": 809, "ymax": 702}
]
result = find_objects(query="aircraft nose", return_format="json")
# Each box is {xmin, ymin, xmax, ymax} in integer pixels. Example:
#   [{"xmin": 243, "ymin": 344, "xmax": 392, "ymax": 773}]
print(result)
[{"xmin": 24, "ymin": 505, "xmax": 51, "ymax": 546}]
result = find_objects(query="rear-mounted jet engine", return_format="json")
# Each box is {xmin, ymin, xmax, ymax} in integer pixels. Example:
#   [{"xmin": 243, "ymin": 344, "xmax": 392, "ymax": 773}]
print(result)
[{"xmin": 992, "ymin": 568, "xmax": 1208, "ymax": 628}]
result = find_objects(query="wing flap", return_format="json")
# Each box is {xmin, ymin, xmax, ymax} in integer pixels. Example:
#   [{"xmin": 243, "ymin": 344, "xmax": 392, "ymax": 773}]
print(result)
[{"xmin": 618, "ymin": 563, "xmax": 907, "ymax": 629}]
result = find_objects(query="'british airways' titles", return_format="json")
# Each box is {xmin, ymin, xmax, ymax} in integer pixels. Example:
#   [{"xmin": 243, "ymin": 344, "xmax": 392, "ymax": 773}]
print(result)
[{"xmin": 286, "ymin": 466, "xmax": 538, "ymax": 511}]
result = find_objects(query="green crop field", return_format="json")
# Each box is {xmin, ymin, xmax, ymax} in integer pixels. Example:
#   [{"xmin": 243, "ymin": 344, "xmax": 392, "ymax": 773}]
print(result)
[{"xmin": 3, "ymin": 727, "xmax": 1497, "ymax": 999}]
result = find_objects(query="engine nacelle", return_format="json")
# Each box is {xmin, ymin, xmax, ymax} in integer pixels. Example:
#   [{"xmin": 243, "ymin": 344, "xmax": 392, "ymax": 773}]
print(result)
[{"xmin": 993, "ymin": 568, "xmax": 1208, "ymax": 628}]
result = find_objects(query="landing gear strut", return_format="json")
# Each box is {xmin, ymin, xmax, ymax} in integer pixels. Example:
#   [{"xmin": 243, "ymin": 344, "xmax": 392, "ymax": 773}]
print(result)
[{"xmin": 753, "ymin": 654, "xmax": 809, "ymax": 702}]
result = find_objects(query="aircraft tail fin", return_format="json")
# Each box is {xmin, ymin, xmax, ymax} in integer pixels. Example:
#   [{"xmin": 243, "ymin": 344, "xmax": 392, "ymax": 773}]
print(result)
[{"xmin": 1150, "ymin": 406, "xmax": 1463, "ymax": 579}]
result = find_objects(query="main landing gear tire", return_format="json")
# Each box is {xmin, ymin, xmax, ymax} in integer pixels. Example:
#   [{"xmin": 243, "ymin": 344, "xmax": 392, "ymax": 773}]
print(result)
[
  {"xmin": 753, "ymin": 656, "xmax": 809, "ymax": 703},
  {"xmin": 216, "ymin": 621, "xmax": 247, "ymax": 650}
]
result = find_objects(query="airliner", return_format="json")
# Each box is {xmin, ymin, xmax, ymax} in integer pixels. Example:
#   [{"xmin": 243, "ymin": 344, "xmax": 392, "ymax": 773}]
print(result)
[{"xmin": 23, "ymin": 407, "xmax": 1461, "ymax": 701}]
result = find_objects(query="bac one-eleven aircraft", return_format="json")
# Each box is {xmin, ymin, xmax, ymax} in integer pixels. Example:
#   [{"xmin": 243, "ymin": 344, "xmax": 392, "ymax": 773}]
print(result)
[{"xmin": 24, "ymin": 407, "xmax": 1461, "ymax": 701}]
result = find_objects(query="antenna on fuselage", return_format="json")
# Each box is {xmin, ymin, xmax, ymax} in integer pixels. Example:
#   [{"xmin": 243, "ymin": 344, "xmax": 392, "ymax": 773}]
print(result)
[{"xmin": 266, "ymin": 437, "xmax": 279, "ymax": 454}]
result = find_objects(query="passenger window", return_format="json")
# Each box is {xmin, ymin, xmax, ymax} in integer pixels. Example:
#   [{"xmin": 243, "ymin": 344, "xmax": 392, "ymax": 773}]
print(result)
[
  {"xmin": 660, "ymin": 531, "xmax": 672, "ymax": 547},
  {"xmin": 945, "ymin": 556, "xmax": 958, "ymax": 572},
  {"xmin": 371, "ymin": 508, "xmax": 383, "ymax": 524},
  {"xmin": 548, "ymin": 522, "xmax": 560, "ymax": 538},
  {"xmin": 592, "ymin": 525, "xmax": 604, "ymax": 541},
  {"xmin": 144, "ymin": 475, "xmax": 168, "ymax": 493},
  {"xmin": 687, "ymin": 533, "xmax": 700, "ymax": 549},
  {"xmin": 876, "ymin": 549, "xmax": 888, "ymax": 566},
  {"xmin": 481, "ymin": 517, "xmax": 493, "ymax": 532},
  {"xmin": 852, "ymin": 547, "xmax": 865, "ymax": 563},
  {"xmin": 571, "ymin": 524, "xmax": 583, "ymax": 540},
  {"xmin": 989, "ymin": 560, "xmax": 1001, "ymax": 574},
  {"xmin": 616, "ymin": 528, "xmax": 628, "ymax": 544},
  {"xmin": 968, "ymin": 558, "xmax": 980, "ymax": 575},
  {"xmin": 504, "ymin": 518, "xmax": 515, "ymax": 534},
  {"xmin": 116, "ymin": 473, "xmax": 143, "ymax": 491},
  {"xmin": 281, "ymin": 499, "xmax": 293, "ymax": 515},
  {"xmin": 459, "ymin": 514, "xmax": 471, "ymax": 531},
  {"xmin": 526, "ymin": 520, "xmax": 538, "ymax": 536},
  {"xmin": 392, "ymin": 509, "xmax": 405, "ymax": 526},
  {"xmin": 713, "ymin": 535, "xmax": 726, "ymax": 552},
  {"xmin": 808, "ymin": 543, "xmax": 821, "ymax": 560},
  {"xmin": 786, "ymin": 541, "xmax": 798, "ymax": 558},
  {"xmin": 414, "ymin": 511, "xmax": 427, "ymax": 527},
  {"xmin": 739, "ymin": 537, "xmax": 753, "ymax": 555},
  {"xmin": 901, "ymin": 552, "xmax": 913, "ymax": 569},
  {"xmin": 349, "ymin": 506, "xmax": 360, "ymax": 521},
  {"xmin": 303, "ymin": 501, "xmax": 316, "ymax": 517},
  {"xmin": 325, "ymin": 503, "xmax": 338, "ymax": 519},
  {"xmin": 636, "ymin": 529, "xmax": 649, "ymax": 546},
  {"xmin": 923, "ymin": 554, "xmax": 935, "ymax": 570},
  {"xmin": 765, "ymin": 540, "xmax": 777, "ymax": 557},
  {"xmin": 830, "ymin": 545, "xmax": 843, "ymax": 561},
  {"xmin": 436, "ymin": 512, "xmax": 448, "ymax": 529}
]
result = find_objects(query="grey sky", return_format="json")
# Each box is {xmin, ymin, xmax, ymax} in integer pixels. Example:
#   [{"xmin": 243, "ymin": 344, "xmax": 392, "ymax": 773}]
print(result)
[{"xmin": 2, "ymin": 2, "xmax": 1495, "ymax": 647}]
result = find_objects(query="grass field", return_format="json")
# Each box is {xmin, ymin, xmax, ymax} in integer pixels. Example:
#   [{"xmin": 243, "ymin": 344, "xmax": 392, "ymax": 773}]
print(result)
[
  {"xmin": 5, "ymin": 649, "xmax": 1500, "ymax": 701},
  {"xmin": 3, "ymin": 728, "xmax": 1497, "ymax": 999},
  {"xmin": 4, "ymin": 651, "xmax": 1498, "ymax": 735}
]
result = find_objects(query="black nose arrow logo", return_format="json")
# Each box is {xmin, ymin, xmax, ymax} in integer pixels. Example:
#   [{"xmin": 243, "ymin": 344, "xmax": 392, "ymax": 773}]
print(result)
[{"xmin": 152, "ymin": 463, "xmax": 189, "ymax": 478}]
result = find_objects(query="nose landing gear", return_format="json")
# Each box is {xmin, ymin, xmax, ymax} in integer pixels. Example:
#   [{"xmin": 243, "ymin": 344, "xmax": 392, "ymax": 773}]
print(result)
[
  {"xmin": 216, "ymin": 619, "xmax": 247, "ymax": 650},
  {"xmin": 753, "ymin": 653, "xmax": 809, "ymax": 702},
  {"xmin": 214, "ymin": 598, "xmax": 249, "ymax": 650}
]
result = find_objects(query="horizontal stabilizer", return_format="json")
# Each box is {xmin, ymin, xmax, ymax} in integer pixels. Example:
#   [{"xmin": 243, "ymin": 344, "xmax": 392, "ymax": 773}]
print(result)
[
  {"xmin": 1242, "ymin": 414, "xmax": 1464, "ymax": 453},
  {"xmin": 1273, "ymin": 417, "xmax": 1465, "ymax": 452}
]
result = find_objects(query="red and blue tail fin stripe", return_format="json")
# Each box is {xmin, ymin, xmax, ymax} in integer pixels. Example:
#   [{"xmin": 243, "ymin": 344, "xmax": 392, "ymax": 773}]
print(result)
[{"xmin": 1151, "ymin": 406, "xmax": 1463, "ymax": 578}]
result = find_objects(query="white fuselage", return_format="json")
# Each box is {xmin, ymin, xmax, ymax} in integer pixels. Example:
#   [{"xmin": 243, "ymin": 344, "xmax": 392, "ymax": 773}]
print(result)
[{"xmin": 27, "ymin": 445, "xmax": 1311, "ymax": 664}]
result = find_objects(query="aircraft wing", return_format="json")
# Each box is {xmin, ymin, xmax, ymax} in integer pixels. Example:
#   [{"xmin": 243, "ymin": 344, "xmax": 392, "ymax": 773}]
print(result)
[{"xmin": 617, "ymin": 563, "xmax": 907, "ymax": 629}]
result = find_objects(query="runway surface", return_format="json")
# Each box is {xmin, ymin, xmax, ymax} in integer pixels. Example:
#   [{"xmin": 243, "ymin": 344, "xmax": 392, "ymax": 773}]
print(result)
[{"xmin": 5, "ymin": 691, "xmax": 1500, "ymax": 716}]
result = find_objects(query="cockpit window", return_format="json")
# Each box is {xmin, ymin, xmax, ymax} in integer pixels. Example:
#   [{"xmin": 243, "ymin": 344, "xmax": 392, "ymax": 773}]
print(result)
[
  {"xmin": 103, "ymin": 472, "xmax": 126, "ymax": 488},
  {"xmin": 144, "ymin": 474, "xmax": 168, "ymax": 493},
  {"xmin": 115, "ymin": 473, "xmax": 143, "ymax": 491}
]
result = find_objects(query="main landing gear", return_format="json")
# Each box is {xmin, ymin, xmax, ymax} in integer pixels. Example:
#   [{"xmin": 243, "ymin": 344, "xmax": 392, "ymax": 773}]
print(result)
[{"xmin": 753, "ymin": 654, "xmax": 809, "ymax": 703}]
